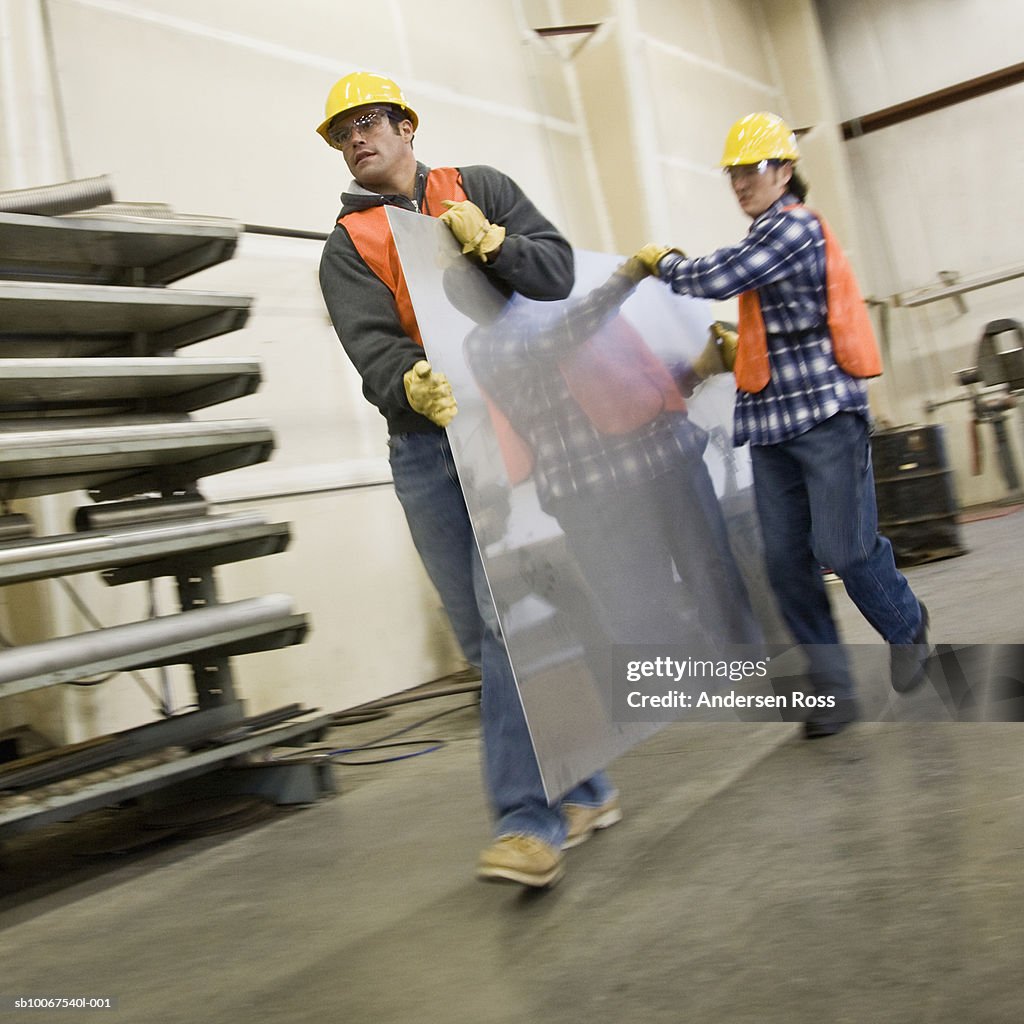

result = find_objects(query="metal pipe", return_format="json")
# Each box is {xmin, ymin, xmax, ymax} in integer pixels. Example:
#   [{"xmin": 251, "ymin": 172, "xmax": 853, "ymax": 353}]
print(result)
[
  {"xmin": 75, "ymin": 493, "xmax": 208, "ymax": 532},
  {"xmin": 534, "ymin": 22, "xmax": 601, "ymax": 37},
  {"xmin": 841, "ymin": 61, "xmax": 1024, "ymax": 139},
  {"xmin": 923, "ymin": 394, "xmax": 972, "ymax": 414},
  {"xmin": 0, "ymin": 174, "xmax": 114, "ymax": 216},
  {"xmin": 208, "ymin": 478, "xmax": 392, "ymax": 506},
  {"xmin": 896, "ymin": 264, "xmax": 1024, "ymax": 308},
  {"xmin": 0, "ymin": 594, "xmax": 295, "ymax": 687},
  {"xmin": 0, "ymin": 514, "xmax": 34, "ymax": 542},
  {"xmin": 0, "ymin": 513, "xmax": 268, "ymax": 567},
  {"xmin": 243, "ymin": 223, "xmax": 328, "ymax": 241}
]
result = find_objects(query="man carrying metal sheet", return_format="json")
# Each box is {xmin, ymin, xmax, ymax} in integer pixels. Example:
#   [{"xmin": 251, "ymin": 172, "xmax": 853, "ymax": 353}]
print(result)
[{"xmin": 316, "ymin": 71, "xmax": 619, "ymax": 887}]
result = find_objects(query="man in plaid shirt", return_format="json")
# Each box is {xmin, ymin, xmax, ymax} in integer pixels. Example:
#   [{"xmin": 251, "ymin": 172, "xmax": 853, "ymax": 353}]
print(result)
[
  {"xmin": 636, "ymin": 112, "xmax": 931, "ymax": 737},
  {"xmin": 459, "ymin": 257, "xmax": 760, "ymax": 650}
]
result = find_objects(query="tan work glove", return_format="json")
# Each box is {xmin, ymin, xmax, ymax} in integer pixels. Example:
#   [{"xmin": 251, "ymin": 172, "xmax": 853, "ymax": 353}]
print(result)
[
  {"xmin": 615, "ymin": 254, "xmax": 651, "ymax": 284},
  {"xmin": 692, "ymin": 321, "xmax": 739, "ymax": 378},
  {"xmin": 439, "ymin": 200, "xmax": 507, "ymax": 263},
  {"xmin": 403, "ymin": 359, "xmax": 458, "ymax": 427},
  {"xmin": 633, "ymin": 243, "xmax": 685, "ymax": 276}
]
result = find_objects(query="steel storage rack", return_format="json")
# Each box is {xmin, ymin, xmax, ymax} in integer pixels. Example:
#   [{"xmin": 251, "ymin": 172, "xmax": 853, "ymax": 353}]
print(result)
[{"xmin": 0, "ymin": 200, "xmax": 333, "ymax": 840}]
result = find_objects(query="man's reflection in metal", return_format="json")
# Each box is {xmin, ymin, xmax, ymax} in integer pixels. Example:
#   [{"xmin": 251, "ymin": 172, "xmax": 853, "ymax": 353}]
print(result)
[{"xmin": 448, "ymin": 260, "xmax": 761, "ymax": 674}]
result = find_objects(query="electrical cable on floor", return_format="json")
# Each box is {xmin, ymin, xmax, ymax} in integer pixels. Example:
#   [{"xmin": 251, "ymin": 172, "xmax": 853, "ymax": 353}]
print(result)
[
  {"xmin": 328, "ymin": 741, "xmax": 446, "ymax": 766},
  {"xmin": 274, "ymin": 701, "xmax": 478, "ymax": 767},
  {"xmin": 335, "ymin": 701, "xmax": 476, "ymax": 746},
  {"xmin": 322, "ymin": 672, "xmax": 480, "ymax": 731},
  {"xmin": 328, "ymin": 674, "xmax": 481, "ymax": 723},
  {"xmin": 328, "ymin": 709, "xmax": 392, "ymax": 726}
]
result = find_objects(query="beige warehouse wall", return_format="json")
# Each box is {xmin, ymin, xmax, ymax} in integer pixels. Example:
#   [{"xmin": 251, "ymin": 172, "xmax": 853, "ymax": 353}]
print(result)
[
  {"xmin": 816, "ymin": 0, "xmax": 1024, "ymax": 507},
  {"xmin": 1, "ymin": 0, "xmax": 607, "ymax": 741},
  {"xmin": 37, "ymin": 0, "xmax": 600, "ymax": 241},
  {"xmin": 543, "ymin": 0, "xmax": 862, "ymax": 328},
  {"xmin": 10, "ymin": 0, "xmax": 1001, "ymax": 744},
  {"xmin": 0, "ymin": 0, "xmax": 864, "ymax": 743}
]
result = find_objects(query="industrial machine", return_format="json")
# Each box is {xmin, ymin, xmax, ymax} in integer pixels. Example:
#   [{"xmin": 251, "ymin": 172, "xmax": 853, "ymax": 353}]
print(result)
[{"xmin": 926, "ymin": 318, "xmax": 1024, "ymax": 501}]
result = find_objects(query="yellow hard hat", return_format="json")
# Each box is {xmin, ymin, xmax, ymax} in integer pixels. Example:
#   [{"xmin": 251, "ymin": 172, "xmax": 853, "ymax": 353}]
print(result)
[
  {"xmin": 720, "ymin": 112, "xmax": 799, "ymax": 167},
  {"xmin": 317, "ymin": 71, "xmax": 419, "ymax": 148}
]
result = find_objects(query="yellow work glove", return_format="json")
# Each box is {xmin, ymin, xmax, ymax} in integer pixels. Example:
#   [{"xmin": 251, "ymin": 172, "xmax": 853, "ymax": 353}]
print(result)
[
  {"xmin": 615, "ymin": 254, "xmax": 651, "ymax": 284},
  {"xmin": 692, "ymin": 321, "xmax": 739, "ymax": 378},
  {"xmin": 633, "ymin": 243, "xmax": 685, "ymax": 277},
  {"xmin": 403, "ymin": 359, "xmax": 458, "ymax": 428},
  {"xmin": 439, "ymin": 200, "xmax": 507, "ymax": 263}
]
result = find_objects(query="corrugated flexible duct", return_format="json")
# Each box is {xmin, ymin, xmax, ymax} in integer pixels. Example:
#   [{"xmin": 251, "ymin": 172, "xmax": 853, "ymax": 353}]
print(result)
[{"xmin": 0, "ymin": 174, "xmax": 114, "ymax": 216}]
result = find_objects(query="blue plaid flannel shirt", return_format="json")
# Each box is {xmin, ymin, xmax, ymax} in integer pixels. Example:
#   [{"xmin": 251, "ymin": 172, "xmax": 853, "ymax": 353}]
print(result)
[
  {"xmin": 465, "ymin": 272, "xmax": 702, "ymax": 510},
  {"xmin": 658, "ymin": 194, "xmax": 869, "ymax": 446}
]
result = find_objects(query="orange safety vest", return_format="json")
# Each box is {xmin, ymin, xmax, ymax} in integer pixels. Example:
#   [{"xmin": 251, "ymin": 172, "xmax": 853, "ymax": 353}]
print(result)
[
  {"xmin": 340, "ymin": 167, "xmax": 686, "ymax": 484},
  {"xmin": 487, "ymin": 314, "xmax": 689, "ymax": 485},
  {"xmin": 338, "ymin": 166, "xmax": 466, "ymax": 346},
  {"xmin": 734, "ymin": 206, "xmax": 883, "ymax": 394}
]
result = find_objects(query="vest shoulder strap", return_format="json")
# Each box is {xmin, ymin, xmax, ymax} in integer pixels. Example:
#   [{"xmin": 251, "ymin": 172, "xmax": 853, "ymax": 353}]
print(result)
[
  {"xmin": 337, "ymin": 168, "xmax": 469, "ymax": 345},
  {"xmin": 734, "ymin": 204, "xmax": 881, "ymax": 393}
]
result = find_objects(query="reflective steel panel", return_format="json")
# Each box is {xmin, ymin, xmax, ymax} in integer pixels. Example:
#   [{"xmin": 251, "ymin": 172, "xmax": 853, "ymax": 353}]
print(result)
[{"xmin": 390, "ymin": 208, "xmax": 783, "ymax": 799}]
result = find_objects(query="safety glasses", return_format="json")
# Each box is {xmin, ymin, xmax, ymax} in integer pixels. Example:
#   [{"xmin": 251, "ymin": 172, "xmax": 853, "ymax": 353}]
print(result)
[
  {"xmin": 724, "ymin": 160, "xmax": 785, "ymax": 183},
  {"xmin": 327, "ymin": 107, "xmax": 395, "ymax": 148}
]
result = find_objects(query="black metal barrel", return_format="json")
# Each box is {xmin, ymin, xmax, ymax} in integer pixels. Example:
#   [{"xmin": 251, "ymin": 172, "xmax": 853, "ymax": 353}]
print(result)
[{"xmin": 871, "ymin": 424, "xmax": 967, "ymax": 567}]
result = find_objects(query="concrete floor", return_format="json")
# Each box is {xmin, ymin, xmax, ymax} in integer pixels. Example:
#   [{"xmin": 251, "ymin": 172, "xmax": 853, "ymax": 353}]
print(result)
[{"xmin": 2, "ymin": 509, "xmax": 1023, "ymax": 1024}]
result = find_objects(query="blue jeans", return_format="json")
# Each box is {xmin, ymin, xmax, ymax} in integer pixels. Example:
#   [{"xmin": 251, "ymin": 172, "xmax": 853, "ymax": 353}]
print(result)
[
  {"xmin": 388, "ymin": 430, "xmax": 614, "ymax": 846},
  {"xmin": 750, "ymin": 413, "xmax": 923, "ymax": 698},
  {"xmin": 550, "ymin": 451, "xmax": 761, "ymax": 647}
]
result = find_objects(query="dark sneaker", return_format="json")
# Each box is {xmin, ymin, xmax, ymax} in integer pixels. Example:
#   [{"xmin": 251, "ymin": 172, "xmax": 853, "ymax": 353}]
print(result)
[
  {"xmin": 477, "ymin": 835, "xmax": 563, "ymax": 888},
  {"xmin": 804, "ymin": 697, "xmax": 860, "ymax": 739},
  {"xmin": 561, "ymin": 794, "xmax": 623, "ymax": 850},
  {"xmin": 891, "ymin": 604, "xmax": 932, "ymax": 694}
]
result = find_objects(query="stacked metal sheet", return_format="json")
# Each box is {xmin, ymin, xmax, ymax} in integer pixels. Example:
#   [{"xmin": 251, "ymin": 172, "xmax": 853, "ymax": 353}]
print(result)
[{"xmin": 0, "ymin": 196, "xmax": 329, "ymax": 837}]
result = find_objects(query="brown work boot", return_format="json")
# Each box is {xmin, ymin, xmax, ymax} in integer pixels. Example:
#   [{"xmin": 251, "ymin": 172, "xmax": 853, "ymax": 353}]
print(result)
[
  {"xmin": 477, "ymin": 835, "xmax": 564, "ymax": 888},
  {"xmin": 561, "ymin": 795, "xmax": 623, "ymax": 849}
]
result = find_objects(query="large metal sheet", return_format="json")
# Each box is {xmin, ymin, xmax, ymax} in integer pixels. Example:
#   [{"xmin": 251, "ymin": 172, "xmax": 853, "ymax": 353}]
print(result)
[
  {"xmin": 0, "ymin": 281, "xmax": 250, "ymax": 356},
  {"xmin": 0, "ymin": 419, "xmax": 274, "ymax": 499},
  {"xmin": 389, "ymin": 209, "xmax": 780, "ymax": 799},
  {"xmin": 0, "ymin": 357, "xmax": 260, "ymax": 413},
  {"xmin": 0, "ymin": 210, "xmax": 240, "ymax": 285}
]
